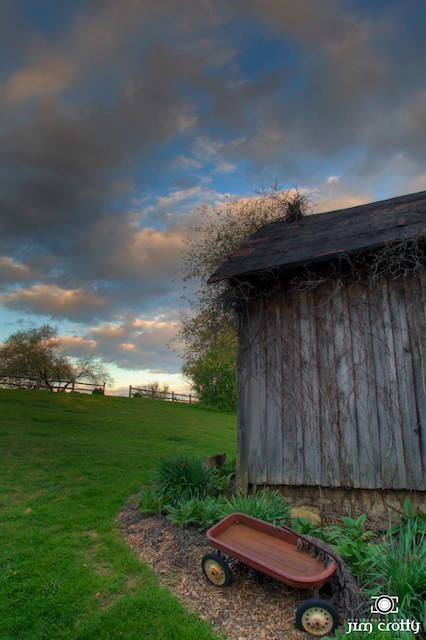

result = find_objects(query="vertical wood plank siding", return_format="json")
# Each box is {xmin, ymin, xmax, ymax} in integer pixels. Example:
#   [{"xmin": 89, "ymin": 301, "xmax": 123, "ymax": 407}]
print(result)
[{"xmin": 237, "ymin": 269, "xmax": 426, "ymax": 490}]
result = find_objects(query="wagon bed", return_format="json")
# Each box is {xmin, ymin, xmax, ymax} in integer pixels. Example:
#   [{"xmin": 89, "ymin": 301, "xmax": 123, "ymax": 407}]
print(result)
[{"xmin": 207, "ymin": 513, "xmax": 336, "ymax": 590}]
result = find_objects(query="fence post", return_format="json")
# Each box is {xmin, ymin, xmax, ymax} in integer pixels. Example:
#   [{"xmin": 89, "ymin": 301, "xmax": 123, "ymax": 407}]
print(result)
[
  {"xmin": 102, "ymin": 381, "xmax": 106, "ymax": 395},
  {"xmin": 72, "ymin": 380, "xmax": 75, "ymax": 393},
  {"xmin": 189, "ymin": 394, "xmax": 192, "ymax": 404},
  {"xmin": 129, "ymin": 385, "xmax": 132, "ymax": 398},
  {"xmin": 172, "ymin": 391, "xmax": 175, "ymax": 402}
]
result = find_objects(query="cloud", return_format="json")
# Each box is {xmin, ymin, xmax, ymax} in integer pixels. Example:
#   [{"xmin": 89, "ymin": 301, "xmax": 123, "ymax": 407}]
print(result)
[
  {"xmin": 0, "ymin": 0, "xmax": 425, "ymax": 378},
  {"xmin": 60, "ymin": 335, "xmax": 97, "ymax": 357},
  {"xmin": 192, "ymin": 136, "xmax": 240, "ymax": 173},
  {"xmin": 139, "ymin": 186, "xmax": 224, "ymax": 224},
  {"xmin": 60, "ymin": 314, "xmax": 183, "ymax": 373},
  {"xmin": 173, "ymin": 155, "xmax": 202, "ymax": 170},
  {"xmin": 2, "ymin": 1, "xmax": 423, "ymax": 259},
  {"xmin": 0, "ymin": 285, "xmax": 107, "ymax": 320},
  {"xmin": 104, "ymin": 227, "xmax": 184, "ymax": 280},
  {"xmin": 0, "ymin": 257, "xmax": 32, "ymax": 284},
  {"xmin": 4, "ymin": 58, "xmax": 77, "ymax": 103},
  {"xmin": 213, "ymin": 1, "xmax": 426, "ymax": 184},
  {"xmin": 312, "ymin": 189, "xmax": 374, "ymax": 214},
  {"xmin": 0, "ymin": 183, "xmax": 225, "ymax": 325},
  {"xmin": 326, "ymin": 176, "xmax": 340, "ymax": 186}
]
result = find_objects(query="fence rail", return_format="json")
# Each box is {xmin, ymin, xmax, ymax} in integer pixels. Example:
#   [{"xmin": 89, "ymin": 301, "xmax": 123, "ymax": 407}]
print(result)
[
  {"xmin": 129, "ymin": 385, "xmax": 197, "ymax": 403},
  {"xmin": 0, "ymin": 375, "xmax": 196, "ymax": 402},
  {"xmin": 0, "ymin": 375, "xmax": 105, "ymax": 394}
]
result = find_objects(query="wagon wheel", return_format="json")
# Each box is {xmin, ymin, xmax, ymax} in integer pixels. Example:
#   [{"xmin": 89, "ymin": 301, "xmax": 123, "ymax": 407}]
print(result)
[
  {"xmin": 295, "ymin": 598, "xmax": 339, "ymax": 637},
  {"xmin": 201, "ymin": 553, "xmax": 233, "ymax": 587}
]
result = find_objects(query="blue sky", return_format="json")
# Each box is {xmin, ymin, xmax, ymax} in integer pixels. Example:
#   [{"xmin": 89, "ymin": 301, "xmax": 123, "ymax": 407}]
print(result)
[{"xmin": 0, "ymin": 0, "xmax": 425, "ymax": 393}]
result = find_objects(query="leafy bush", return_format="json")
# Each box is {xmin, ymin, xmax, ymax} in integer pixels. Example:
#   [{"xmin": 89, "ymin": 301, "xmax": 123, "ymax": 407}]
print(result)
[
  {"xmin": 366, "ymin": 513, "xmax": 425, "ymax": 623},
  {"xmin": 293, "ymin": 513, "xmax": 383, "ymax": 582},
  {"xmin": 321, "ymin": 514, "xmax": 382, "ymax": 581},
  {"xmin": 386, "ymin": 497, "xmax": 426, "ymax": 537},
  {"xmin": 217, "ymin": 457, "xmax": 236, "ymax": 477},
  {"xmin": 152, "ymin": 453, "xmax": 218, "ymax": 506},
  {"xmin": 291, "ymin": 516, "xmax": 322, "ymax": 536},
  {"xmin": 182, "ymin": 332, "xmax": 237, "ymax": 412},
  {"xmin": 166, "ymin": 499, "xmax": 200, "ymax": 527},
  {"xmin": 220, "ymin": 488, "xmax": 291, "ymax": 524},
  {"xmin": 167, "ymin": 496, "xmax": 226, "ymax": 530},
  {"xmin": 139, "ymin": 488, "xmax": 169, "ymax": 515},
  {"xmin": 165, "ymin": 485, "xmax": 292, "ymax": 529},
  {"xmin": 210, "ymin": 458, "xmax": 236, "ymax": 495},
  {"xmin": 321, "ymin": 501, "xmax": 425, "ymax": 636},
  {"xmin": 196, "ymin": 495, "xmax": 227, "ymax": 529}
]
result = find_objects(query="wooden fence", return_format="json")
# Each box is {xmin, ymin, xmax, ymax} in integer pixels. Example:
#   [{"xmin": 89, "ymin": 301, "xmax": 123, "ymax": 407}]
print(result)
[
  {"xmin": 129, "ymin": 385, "xmax": 197, "ymax": 403},
  {"xmin": 0, "ymin": 375, "xmax": 196, "ymax": 402},
  {"xmin": 0, "ymin": 375, "xmax": 105, "ymax": 394}
]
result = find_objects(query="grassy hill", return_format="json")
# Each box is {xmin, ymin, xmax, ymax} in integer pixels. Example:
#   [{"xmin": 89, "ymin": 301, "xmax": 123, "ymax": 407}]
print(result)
[{"xmin": 0, "ymin": 390, "xmax": 236, "ymax": 640}]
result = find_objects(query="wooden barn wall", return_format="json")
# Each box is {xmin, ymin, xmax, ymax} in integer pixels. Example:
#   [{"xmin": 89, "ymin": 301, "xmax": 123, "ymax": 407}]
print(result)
[{"xmin": 237, "ymin": 268, "xmax": 426, "ymax": 491}]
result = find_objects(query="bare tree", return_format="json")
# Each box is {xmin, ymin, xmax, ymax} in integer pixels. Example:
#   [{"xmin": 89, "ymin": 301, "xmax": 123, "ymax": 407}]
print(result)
[
  {"xmin": 0, "ymin": 325, "xmax": 113, "ymax": 391},
  {"xmin": 177, "ymin": 186, "xmax": 311, "ymax": 408}
]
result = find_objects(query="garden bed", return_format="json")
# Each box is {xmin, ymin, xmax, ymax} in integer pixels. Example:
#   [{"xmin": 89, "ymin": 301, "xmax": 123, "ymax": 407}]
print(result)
[{"xmin": 119, "ymin": 498, "xmax": 307, "ymax": 640}]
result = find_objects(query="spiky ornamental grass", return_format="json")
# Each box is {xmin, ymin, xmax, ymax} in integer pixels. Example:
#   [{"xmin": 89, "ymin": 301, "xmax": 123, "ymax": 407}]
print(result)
[
  {"xmin": 152, "ymin": 453, "xmax": 219, "ymax": 505},
  {"xmin": 366, "ymin": 514, "xmax": 425, "ymax": 624},
  {"xmin": 220, "ymin": 488, "xmax": 291, "ymax": 524}
]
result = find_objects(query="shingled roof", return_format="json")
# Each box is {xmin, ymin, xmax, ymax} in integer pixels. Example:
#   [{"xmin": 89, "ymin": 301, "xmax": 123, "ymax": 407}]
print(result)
[{"xmin": 208, "ymin": 190, "xmax": 426, "ymax": 283}]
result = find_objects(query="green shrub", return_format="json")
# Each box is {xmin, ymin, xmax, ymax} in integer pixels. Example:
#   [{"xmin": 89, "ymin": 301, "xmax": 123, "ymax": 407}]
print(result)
[
  {"xmin": 366, "ymin": 514, "xmax": 425, "ymax": 623},
  {"xmin": 167, "ymin": 496, "xmax": 226, "ymax": 530},
  {"xmin": 166, "ymin": 499, "xmax": 200, "ymax": 527},
  {"xmin": 323, "ymin": 502, "xmax": 425, "ymax": 636},
  {"xmin": 292, "ymin": 513, "xmax": 384, "ymax": 583},
  {"xmin": 184, "ymin": 346, "xmax": 237, "ymax": 412},
  {"xmin": 321, "ymin": 514, "xmax": 382, "ymax": 581},
  {"xmin": 220, "ymin": 488, "xmax": 291, "ymax": 524},
  {"xmin": 291, "ymin": 516, "xmax": 322, "ymax": 536},
  {"xmin": 217, "ymin": 457, "xmax": 236, "ymax": 477},
  {"xmin": 139, "ymin": 488, "xmax": 169, "ymax": 515},
  {"xmin": 386, "ymin": 497, "xmax": 426, "ymax": 537},
  {"xmin": 196, "ymin": 495, "xmax": 227, "ymax": 529},
  {"xmin": 152, "ymin": 453, "xmax": 218, "ymax": 506}
]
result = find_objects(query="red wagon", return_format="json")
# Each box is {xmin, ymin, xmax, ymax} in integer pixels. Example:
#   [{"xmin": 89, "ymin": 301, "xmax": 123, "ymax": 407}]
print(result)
[{"xmin": 202, "ymin": 513, "xmax": 340, "ymax": 637}]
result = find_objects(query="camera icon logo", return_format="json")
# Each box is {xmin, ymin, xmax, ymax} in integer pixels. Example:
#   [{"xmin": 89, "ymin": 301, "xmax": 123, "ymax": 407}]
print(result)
[{"xmin": 370, "ymin": 595, "xmax": 399, "ymax": 615}]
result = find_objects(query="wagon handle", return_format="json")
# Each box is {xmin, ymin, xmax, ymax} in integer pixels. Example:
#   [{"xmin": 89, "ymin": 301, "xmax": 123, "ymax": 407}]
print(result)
[
  {"xmin": 275, "ymin": 520, "xmax": 334, "ymax": 567},
  {"xmin": 274, "ymin": 518, "xmax": 333, "ymax": 561}
]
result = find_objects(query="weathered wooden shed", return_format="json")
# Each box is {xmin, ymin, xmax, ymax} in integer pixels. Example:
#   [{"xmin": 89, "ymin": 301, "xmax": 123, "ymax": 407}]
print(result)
[{"xmin": 209, "ymin": 191, "xmax": 426, "ymax": 515}]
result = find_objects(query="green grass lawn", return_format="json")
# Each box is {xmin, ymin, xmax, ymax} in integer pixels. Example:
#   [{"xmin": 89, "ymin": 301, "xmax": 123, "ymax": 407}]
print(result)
[{"xmin": 0, "ymin": 390, "xmax": 236, "ymax": 640}]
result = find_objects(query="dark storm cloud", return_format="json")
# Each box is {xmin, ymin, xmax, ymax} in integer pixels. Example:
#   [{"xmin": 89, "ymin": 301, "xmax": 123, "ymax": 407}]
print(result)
[
  {"xmin": 0, "ymin": 0, "xmax": 425, "ymax": 341},
  {"xmin": 225, "ymin": 0, "xmax": 426, "ymax": 179},
  {"xmin": 0, "ymin": 2, "xmax": 246, "ymax": 327},
  {"xmin": 0, "ymin": 2, "xmax": 261, "ymax": 281}
]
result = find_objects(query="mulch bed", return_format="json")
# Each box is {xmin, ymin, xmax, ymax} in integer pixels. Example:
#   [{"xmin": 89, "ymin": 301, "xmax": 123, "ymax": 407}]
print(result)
[{"xmin": 118, "ymin": 498, "xmax": 308, "ymax": 640}]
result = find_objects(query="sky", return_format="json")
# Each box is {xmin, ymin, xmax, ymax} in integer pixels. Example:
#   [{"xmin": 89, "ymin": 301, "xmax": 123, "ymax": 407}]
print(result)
[{"xmin": 0, "ymin": 0, "xmax": 425, "ymax": 394}]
